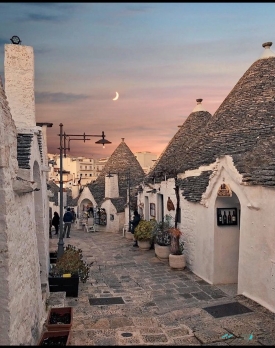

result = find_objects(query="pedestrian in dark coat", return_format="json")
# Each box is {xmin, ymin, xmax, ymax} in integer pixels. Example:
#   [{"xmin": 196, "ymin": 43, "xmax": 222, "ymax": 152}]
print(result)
[
  {"xmin": 52, "ymin": 212, "xmax": 60, "ymax": 235},
  {"xmin": 130, "ymin": 210, "xmax": 141, "ymax": 247},
  {"xmin": 63, "ymin": 207, "xmax": 73, "ymax": 238}
]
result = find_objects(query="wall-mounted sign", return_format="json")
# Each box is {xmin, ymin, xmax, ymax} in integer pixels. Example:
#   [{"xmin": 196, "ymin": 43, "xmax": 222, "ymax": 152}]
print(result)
[
  {"xmin": 217, "ymin": 183, "xmax": 232, "ymax": 197},
  {"xmin": 167, "ymin": 197, "xmax": 175, "ymax": 211},
  {"xmin": 217, "ymin": 208, "xmax": 238, "ymax": 226}
]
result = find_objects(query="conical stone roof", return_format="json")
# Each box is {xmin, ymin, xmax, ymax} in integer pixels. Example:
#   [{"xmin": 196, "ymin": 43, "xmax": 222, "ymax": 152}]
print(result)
[
  {"xmin": 145, "ymin": 99, "xmax": 212, "ymax": 183},
  {"xmin": 178, "ymin": 43, "xmax": 275, "ymax": 186},
  {"xmin": 146, "ymin": 42, "xmax": 275, "ymax": 201},
  {"xmin": 88, "ymin": 139, "xmax": 145, "ymax": 207}
]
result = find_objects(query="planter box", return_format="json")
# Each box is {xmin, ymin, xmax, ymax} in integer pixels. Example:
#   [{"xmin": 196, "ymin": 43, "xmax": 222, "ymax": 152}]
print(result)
[
  {"xmin": 48, "ymin": 275, "xmax": 79, "ymax": 297},
  {"xmin": 38, "ymin": 330, "xmax": 71, "ymax": 346},
  {"xmin": 46, "ymin": 307, "xmax": 73, "ymax": 331},
  {"xmin": 49, "ymin": 252, "xmax": 57, "ymax": 264}
]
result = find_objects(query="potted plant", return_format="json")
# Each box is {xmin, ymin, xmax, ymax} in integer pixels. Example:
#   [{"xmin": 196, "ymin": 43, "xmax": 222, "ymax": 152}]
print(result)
[
  {"xmin": 168, "ymin": 227, "xmax": 186, "ymax": 269},
  {"xmin": 45, "ymin": 306, "xmax": 73, "ymax": 331},
  {"xmin": 48, "ymin": 244, "xmax": 92, "ymax": 297},
  {"xmin": 134, "ymin": 219, "xmax": 155, "ymax": 250},
  {"xmin": 38, "ymin": 330, "xmax": 71, "ymax": 346},
  {"xmin": 153, "ymin": 215, "xmax": 172, "ymax": 261}
]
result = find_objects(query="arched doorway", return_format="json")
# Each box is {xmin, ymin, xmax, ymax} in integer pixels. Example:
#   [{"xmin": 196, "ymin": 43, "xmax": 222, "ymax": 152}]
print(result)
[{"xmin": 213, "ymin": 190, "xmax": 241, "ymax": 291}]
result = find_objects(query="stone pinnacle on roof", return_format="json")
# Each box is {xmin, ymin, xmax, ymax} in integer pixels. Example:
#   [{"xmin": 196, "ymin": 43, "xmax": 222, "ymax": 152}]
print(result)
[
  {"xmin": 88, "ymin": 139, "xmax": 145, "ymax": 206},
  {"xmin": 146, "ymin": 99, "xmax": 212, "ymax": 182},
  {"xmin": 259, "ymin": 41, "xmax": 275, "ymax": 59},
  {"xmin": 192, "ymin": 98, "xmax": 206, "ymax": 112}
]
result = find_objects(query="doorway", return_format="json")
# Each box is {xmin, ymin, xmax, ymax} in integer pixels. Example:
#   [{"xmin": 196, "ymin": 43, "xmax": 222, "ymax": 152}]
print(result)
[
  {"xmin": 214, "ymin": 191, "xmax": 240, "ymax": 292},
  {"xmin": 157, "ymin": 194, "xmax": 164, "ymax": 222}
]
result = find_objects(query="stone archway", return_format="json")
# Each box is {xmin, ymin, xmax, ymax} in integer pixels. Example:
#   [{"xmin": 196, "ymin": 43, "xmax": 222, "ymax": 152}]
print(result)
[{"xmin": 213, "ymin": 190, "xmax": 241, "ymax": 288}]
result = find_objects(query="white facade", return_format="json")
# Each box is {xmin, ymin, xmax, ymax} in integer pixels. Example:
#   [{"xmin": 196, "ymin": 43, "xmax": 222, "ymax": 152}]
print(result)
[
  {"xmin": 48, "ymin": 154, "xmax": 109, "ymax": 187},
  {"xmin": 134, "ymin": 151, "xmax": 158, "ymax": 174},
  {"xmin": 139, "ymin": 155, "xmax": 275, "ymax": 313},
  {"xmin": 77, "ymin": 174, "xmax": 126, "ymax": 234},
  {"xmin": 0, "ymin": 44, "xmax": 50, "ymax": 345}
]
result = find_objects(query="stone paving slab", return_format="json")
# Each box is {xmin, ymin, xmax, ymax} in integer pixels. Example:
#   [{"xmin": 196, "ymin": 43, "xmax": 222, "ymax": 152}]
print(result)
[{"xmin": 48, "ymin": 227, "xmax": 275, "ymax": 346}]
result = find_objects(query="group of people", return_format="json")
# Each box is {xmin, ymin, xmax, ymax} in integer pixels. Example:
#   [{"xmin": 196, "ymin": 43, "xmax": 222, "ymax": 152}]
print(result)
[
  {"xmin": 50, "ymin": 207, "xmax": 76, "ymax": 239},
  {"xmin": 50, "ymin": 206, "xmax": 141, "ymax": 246}
]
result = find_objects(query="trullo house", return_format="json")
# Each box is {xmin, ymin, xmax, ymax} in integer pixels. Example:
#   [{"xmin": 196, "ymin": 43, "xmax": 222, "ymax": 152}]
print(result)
[
  {"xmin": 139, "ymin": 42, "xmax": 275, "ymax": 313},
  {"xmin": 77, "ymin": 138, "xmax": 145, "ymax": 232}
]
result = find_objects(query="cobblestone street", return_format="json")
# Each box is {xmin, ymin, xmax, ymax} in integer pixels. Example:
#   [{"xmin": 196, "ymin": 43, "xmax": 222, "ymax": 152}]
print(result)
[{"xmin": 49, "ymin": 225, "xmax": 275, "ymax": 346}]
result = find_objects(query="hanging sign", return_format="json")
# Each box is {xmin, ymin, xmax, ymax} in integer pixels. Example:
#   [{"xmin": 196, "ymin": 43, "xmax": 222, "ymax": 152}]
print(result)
[{"xmin": 217, "ymin": 183, "xmax": 232, "ymax": 197}]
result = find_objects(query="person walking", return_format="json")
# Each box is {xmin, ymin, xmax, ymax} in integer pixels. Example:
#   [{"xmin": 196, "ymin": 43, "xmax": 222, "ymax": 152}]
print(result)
[
  {"xmin": 63, "ymin": 207, "xmax": 73, "ymax": 238},
  {"xmin": 71, "ymin": 208, "xmax": 76, "ymax": 224},
  {"xmin": 51, "ymin": 211, "xmax": 60, "ymax": 236},
  {"xmin": 130, "ymin": 210, "xmax": 141, "ymax": 247}
]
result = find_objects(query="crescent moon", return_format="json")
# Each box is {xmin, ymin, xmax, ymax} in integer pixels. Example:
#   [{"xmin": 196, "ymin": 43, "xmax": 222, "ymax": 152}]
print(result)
[{"xmin": 113, "ymin": 91, "xmax": 119, "ymax": 101}]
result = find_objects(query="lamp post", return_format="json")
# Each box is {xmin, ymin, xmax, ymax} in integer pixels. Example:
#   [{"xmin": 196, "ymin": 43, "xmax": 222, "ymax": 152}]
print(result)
[
  {"xmin": 127, "ymin": 169, "xmax": 131, "ymax": 233},
  {"xmin": 57, "ymin": 123, "xmax": 111, "ymax": 259}
]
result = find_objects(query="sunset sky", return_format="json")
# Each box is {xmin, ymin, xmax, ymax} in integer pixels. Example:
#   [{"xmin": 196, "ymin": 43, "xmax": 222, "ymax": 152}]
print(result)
[{"xmin": 0, "ymin": 3, "xmax": 274, "ymax": 158}]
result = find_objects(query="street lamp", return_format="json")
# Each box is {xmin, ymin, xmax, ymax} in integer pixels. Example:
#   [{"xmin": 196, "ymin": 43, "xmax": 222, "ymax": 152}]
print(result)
[
  {"xmin": 57, "ymin": 123, "xmax": 111, "ymax": 259},
  {"xmin": 126, "ymin": 169, "xmax": 132, "ymax": 233}
]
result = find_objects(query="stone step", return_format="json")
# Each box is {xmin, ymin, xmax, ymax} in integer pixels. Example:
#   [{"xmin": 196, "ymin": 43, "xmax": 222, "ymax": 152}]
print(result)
[{"xmin": 47, "ymin": 291, "xmax": 66, "ymax": 308}]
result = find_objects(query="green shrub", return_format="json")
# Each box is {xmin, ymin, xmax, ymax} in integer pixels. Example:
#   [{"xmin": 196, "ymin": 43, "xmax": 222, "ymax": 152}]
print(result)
[
  {"xmin": 134, "ymin": 220, "xmax": 155, "ymax": 241},
  {"xmin": 50, "ymin": 244, "xmax": 92, "ymax": 283}
]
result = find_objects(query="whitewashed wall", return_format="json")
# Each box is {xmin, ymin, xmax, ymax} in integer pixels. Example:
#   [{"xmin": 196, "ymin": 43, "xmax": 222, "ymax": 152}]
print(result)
[
  {"xmin": 101, "ymin": 199, "xmax": 124, "ymax": 233},
  {"xmin": 192, "ymin": 156, "xmax": 275, "ymax": 313},
  {"xmin": 0, "ymin": 43, "xmax": 50, "ymax": 345},
  {"xmin": 4, "ymin": 44, "xmax": 35, "ymax": 128},
  {"xmin": 140, "ymin": 155, "xmax": 275, "ymax": 313},
  {"xmin": 77, "ymin": 186, "xmax": 97, "ymax": 213}
]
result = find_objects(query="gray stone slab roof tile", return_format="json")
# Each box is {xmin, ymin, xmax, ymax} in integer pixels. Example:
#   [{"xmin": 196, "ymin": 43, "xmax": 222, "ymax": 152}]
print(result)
[
  {"xmin": 146, "ymin": 55, "xmax": 275, "ymax": 193},
  {"xmin": 17, "ymin": 134, "xmax": 33, "ymax": 169},
  {"xmin": 88, "ymin": 140, "xmax": 145, "ymax": 210}
]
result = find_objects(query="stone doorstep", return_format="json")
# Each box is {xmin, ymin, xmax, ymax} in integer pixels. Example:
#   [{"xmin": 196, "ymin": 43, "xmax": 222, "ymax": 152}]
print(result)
[{"xmin": 47, "ymin": 291, "xmax": 66, "ymax": 308}]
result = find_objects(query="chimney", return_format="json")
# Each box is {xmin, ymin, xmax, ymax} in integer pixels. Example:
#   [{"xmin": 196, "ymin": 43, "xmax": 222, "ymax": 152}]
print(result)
[
  {"xmin": 4, "ymin": 43, "xmax": 36, "ymax": 128},
  {"xmin": 105, "ymin": 173, "xmax": 119, "ymax": 198},
  {"xmin": 192, "ymin": 98, "xmax": 205, "ymax": 112},
  {"xmin": 260, "ymin": 42, "xmax": 275, "ymax": 59}
]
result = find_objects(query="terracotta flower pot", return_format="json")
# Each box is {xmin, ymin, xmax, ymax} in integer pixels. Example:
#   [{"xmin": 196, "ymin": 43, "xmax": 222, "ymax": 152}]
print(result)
[
  {"xmin": 38, "ymin": 330, "xmax": 71, "ymax": 346},
  {"xmin": 45, "ymin": 307, "xmax": 73, "ymax": 331}
]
